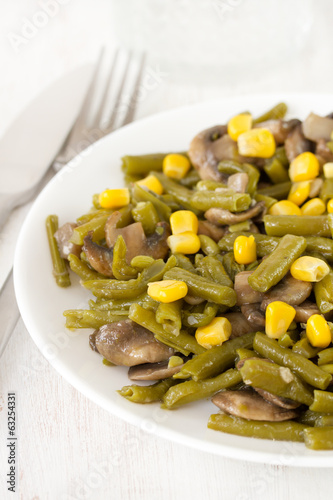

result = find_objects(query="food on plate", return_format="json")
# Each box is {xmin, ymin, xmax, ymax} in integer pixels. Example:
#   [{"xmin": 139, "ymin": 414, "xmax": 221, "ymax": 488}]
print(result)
[{"xmin": 46, "ymin": 102, "xmax": 333, "ymax": 450}]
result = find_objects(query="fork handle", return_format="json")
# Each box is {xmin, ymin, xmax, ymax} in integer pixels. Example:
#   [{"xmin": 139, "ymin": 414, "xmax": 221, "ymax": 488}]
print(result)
[{"xmin": 0, "ymin": 192, "xmax": 20, "ymax": 230}]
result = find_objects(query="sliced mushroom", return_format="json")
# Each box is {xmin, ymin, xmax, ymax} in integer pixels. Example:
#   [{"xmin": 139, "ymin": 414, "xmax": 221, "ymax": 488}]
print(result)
[
  {"xmin": 316, "ymin": 139, "xmax": 333, "ymax": 163},
  {"xmin": 224, "ymin": 312, "xmax": 256, "ymax": 339},
  {"xmin": 205, "ymin": 201, "xmax": 265, "ymax": 226},
  {"xmin": 183, "ymin": 295, "xmax": 205, "ymax": 305},
  {"xmin": 254, "ymin": 388, "xmax": 300, "ymax": 410},
  {"xmin": 128, "ymin": 359, "xmax": 184, "ymax": 381},
  {"xmin": 197, "ymin": 220, "xmax": 226, "ymax": 242},
  {"xmin": 302, "ymin": 112, "xmax": 333, "ymax": 142},
  {"xmin": 309, "ymin": 177, "xmax": 324, "ymax": 198},
  {"xmin": 254, "ymin": 119, "xmax": 300, "ymax": 144},
  {"xmin": 211, "ymin": 389, "xmax": 299, "ymax": 421},
  {"xmin": 93, "ymin": 320, "xmax": 175, "ymax": 366},
  {"xmin": 285, "ymin": 123, "xmax": 312, "ymax": 163},
  {"xmin": 234, "ymin": 271, "xmax": 264, "ymax": 305},
  {"xmin": 241, "ymin": 303, "xmax": 265, "ymax": 328},
  {"xmin": 105, "ymin": 211, "xmax": 171, "ymax": 262},
  {"xmin": 260, "ymin": 274, "xmax": 312, "ymax": 310},
  {"xmin": 227, "ymin": 173, "xmax": 249, "ymax": 193},
  {"xmin": 54, "ymin": 222, "xmax": 82, "ymax": 259},
  {"xmin": 294, "ymin": 301, "xmax": 320, "ymax": 323},
  {"xmin": 83, "ymin": 232, "xmax": 114, "ymax": 277}
]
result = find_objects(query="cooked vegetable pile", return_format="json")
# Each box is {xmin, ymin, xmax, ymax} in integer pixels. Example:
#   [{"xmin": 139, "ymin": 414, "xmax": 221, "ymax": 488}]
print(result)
[{"xmin": 47, "ymin": 102, "xmax": 333, "ymax": 451}]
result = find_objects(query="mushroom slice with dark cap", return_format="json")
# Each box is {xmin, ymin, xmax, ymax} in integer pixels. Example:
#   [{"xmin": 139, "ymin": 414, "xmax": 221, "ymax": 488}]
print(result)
[
  {"xmin": 302, "ymin": 112, "xmax": 333, "ymax": 142},
  {"xmin": 285, "ymin": 123, "xmax": 312, "ymax": 163},
  {"xmin": 223, "ymin": 312, "xmax": 256, "ymax": 339},
  {"xmin": 128, "ymin": 359, "xmax": 185, "ymax": 381},
  {"xmin": 316, "ymin": 139, "xmax": 333, "ymax": 163},
  {"xmin": 234, "ymin": 271, "xmax": 264, "ymax": 306},
  {"xmin": 240, "ymin": 303, "xmax": 265, "ymax": 329},
  {"xmin": 294, "ymin": 301, "xmax": 320, "ymax": 323},
  {"xmin": 204, "ymin": 201, "xmax": 265, "ymax": 226},
  {"xmin": 254, "ymin": 388, "xmax": 300, "ymax": 410},
  {"xmin": 253, "ymin": 119, "xmax": 300, "ymax": 144},
  {"xmin": 83, "ymin": 232, "xmax": 114, "ymax": 277},
  {"xmin": 92, "ymin": 320, "xmax": 175, "ymax": 367},
  {"xmin": 54, "ymin": 222, "xmax": 82, "ymax": 259},
  {"xmin": 211, "ymin": 389, "xmax": 299, "ymax": 421},
  {"xmin": 260, "ymin": 274, "xmax": 312, "ymax": 311},
  {"xmin": 197, "ymin": 220, "xmax": 226, "ymax": 242},
  {"xmin": 227, "ymin": 172, "xmax": 249, "ymax": 193}
]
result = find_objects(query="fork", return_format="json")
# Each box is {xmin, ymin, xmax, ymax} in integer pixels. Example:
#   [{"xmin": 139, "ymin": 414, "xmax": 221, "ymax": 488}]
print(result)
[{"xmin": 0, "ymin": 48, "xmax": 146, "ymax": 358}]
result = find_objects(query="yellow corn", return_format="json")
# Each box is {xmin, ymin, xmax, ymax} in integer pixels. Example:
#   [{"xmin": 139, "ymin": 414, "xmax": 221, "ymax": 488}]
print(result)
[
  {"xmin": 289, "ymin": 152, "xmax": 320, "ymax": 182},
  {"xmin": 268, "ymin": 200, "xmax": 301, "ymax": 216},
  {"xmin": 323, "ymin": 162, "xmax": 333, "ymax": 179},
  {"xmin": 163, "ymin": 153, "xmax": 191, "ymax": 179},
  {"xmin": 170, "ymin": 210, "xmax": 198, "ymax": 235},
  {"xmin": 300, "ymin": 197, "xmax": 326, "ymax": 216},
  {"xmin": 99, "ymin": 188, "xmax": 130, "ymax": 209},
  {"xmin": 327, "ymin": 199, "xmax": 333, "ymax": 213},
  {"xmin": 147, "ymin": 280, "xmax": 188, "ymax": 303},
  {"xmin": 237, "ymin": 128, "xmax": 276, "ymax": 158},
  {"xmin": 290, "ymin": 256, "xmax": 330, "ymax": 282},
  {"xmin": 167, "ymin": 231, "xmax": 201, "ymax": 254},
  {"xmin": 227, "ymin": 113, "xmax": 252, "ymax": 141},
  {"xmin": 265, "ymin": 301, "xmax": 296, "ymax": 339},
  {"xmin": 136, "ymin": 174, "xmax": 164, "ymax": 195},
  {"xmin": 288, "ymin": 181, "xmax": 310, "ymax": 206},
  {"xmin": 195, "ymin": 317, "xmax": 232, "ymax": 349},
  {"xmin": 306, "ymin": 314, "xmax": 332, "ymax": 348},
  {"xmin": 233, "ymin": 235, "xmax": 257, "ymax": 264}
]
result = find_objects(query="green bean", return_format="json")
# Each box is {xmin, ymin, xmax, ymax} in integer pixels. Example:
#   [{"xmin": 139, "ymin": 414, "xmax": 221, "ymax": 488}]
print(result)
[
  {"xmin": 163, "ymin": 267, "xmax": 237, "ymax": 306},
  {"xmin": 161, "ymin": 193, "xmax": 181, "ymax": 212},
  {"xmin": 309, "ymin": 390, "xmax": 333, "ymax": 413},
  {"xmin": 174, "ymin": 332, "xmax": 256, "ymax": 381},
  {"xmin": 243, "ymin": 164, "xmax": 260, "ymax": 195},
  {"xmin": 196, "ymin": 256, "xmax": 233, "ymax": 288},
  {"xmin": 121, "ymin": 153, "xmax": 166, "ymax": 175},
  {"xmin": 152, "ymin": 172, "xmax": 202, "ymax": 214},
  {"xmin": 182, "ymin": 302, "xmax": 219, "ymax": 328},
  {"xmin": 216, "ymin": 161, "xmax": 259, "ymax": 195},
  {"xmin": 278, "ymin": 331, "xmax": 299, "ymax": 348},
  {"xmin": 253, "ymin": 332, "xmax": 332, "ymax": 390},
  {"xmin": 304, "ymin": 426, "xmax": 333, "ymax": 450},
  {"xmin": 208, "ymin": 414, "xmax": 306, "ymax": 442},
  {"xmin": 292, "ymin": 338, "xmax": 321, "ymax": 359},
  {"xmin": 112, "ymin": 235, "xmax": 138, "ymax": 280},
  {"xmin": 70, "ymin": 214, "xmax": 111, "ymax": 245},
  {"xmin": 162, "ymin": 368, "xmax": 242, "ymax": 409},
  {"xmin": 318, "ymin": 347, "xmax": 333, "ymax": 366},
  {"xmin": 264, "ymin": 158, "xmax": 289, "ymax": 184},
  {"xmin": 320, "ymin": 178, "xmax": 333, "ymax": 203},
  {"xmin": 314, "ymin": 269, "xmax": 333, "ymax": 314},
  {"xmin": 257, "ymin": 181, "xmax": 292, "ymax": 200},
  {"xmin": 328, "ymin": 141, "xmax": 333, "ymax": 153},
  {"xmin": 68, "ymin": 254, "xmax": 103, "ymax": 281},
  {"xmin": 118, "ymin": 378, "xmax": 177, "ymax": 404},
  {"xmin": 156, "ymin": 300, "xmax": 183, "ymax": 336},
  {"xmin": 264, "ymin": 215, "xmax": 331, "ymax": 238},
  {"xmin": 274, "ymin": 146, "xmax": 289, "ymax": 167},
  {"xmin": 196, "ymin": 180, "xmax": 228, "ymax": 191},
  {"xmin": 131, "ymin": 201, "xmax": 160, "ymax": 235},
  {"xmin": 229, "ymin": 220, "xmax": 252, "ymax": 233},
  {"xmin": 306, "ymin": 237, "xmax": 333, "ymax": 263},
  {"xmin": 46, "ymin": 215, "xmax": 71, "ymax": 287},
  {"xmin": 252, "ymin": 102, "xmax": 288, "ymax": 124},
  {"xmin": 319, "ymin": 364, "xmax": 333, "ymax": 374},
  {"xmin": 76, "ymin": 208, "xmax": 113, "ymax": 225},
  {"xmin": 191, "ymin": 191, "xmax": 252, "ymax": 213},
  {"xmin": 172, "ymin": 253, "xmax": 197, "ymax": 273},
  {"xmin": 198, "ymin": 235, "xmax": 219, "ymax": 256},
  {"xmin": 218, "ymin": 232, "xmax": 280, "ymax": 257},
  {"xmin": 221, "ymin": 252, "xmax": 244, "ymax": 281},
  {"xmin": 92, "ymin": 193, "xmax": 101, "ymax": 210},
  {"xmin": 236, "ymin": 348, "xmax": 256, "ymax": 361},
  {"xmin": 248, "ymin": 234, "xmax": 307, "ymax": 292},
  {"xmin": 297, "ymin": 409, "xmax": 320, "ymax": 426},
  {"xmin": 131, "ymin": 184, "xmax": 171, "ymax": 221},
  {"xmin": 130, "ymin": 255, "xmax": 155, "ymax": 269},
  {"xmin": 315, "ymin": 415, "xmax": 333, "ymax": 427},
  {"xmin": 128, "ymin": 304, "xmax": 205, "ymax": 356},
  {"xmin": 179, "ymin": 168, "xmax": 201, "ymax": 188},
  {"xmin": 240, "ymin": 358, "xmax": 313, "ymax": 406},
  {"xmin": 64, "ymin": 309, "xmax": 126, "ymax": 329},
  {"xmin": 83, "ymin": 256, "xmax": 176, "ymax": 299},
  {"xmin": 89, "ymin": 293, "xmax": 148, "ymax": 311},
  {"xmin": 217, "ymin": 160, "xmax": 244, "ymax": 176},
  {"xmin": 254, "ymin": 193, "xmax": 278, "ymax": 210}
]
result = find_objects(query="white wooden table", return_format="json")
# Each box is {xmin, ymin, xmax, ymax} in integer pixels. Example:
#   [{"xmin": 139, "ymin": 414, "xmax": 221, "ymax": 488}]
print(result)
[{"xmin": 1, "ymin": 2, "xmax": 333, "ymax": 499}]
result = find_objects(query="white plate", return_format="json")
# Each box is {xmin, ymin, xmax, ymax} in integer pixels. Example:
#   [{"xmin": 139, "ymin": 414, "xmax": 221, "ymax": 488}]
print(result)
[{"xmin": 14, "ymin": 94, "xmax": 333, "ymax": 467}]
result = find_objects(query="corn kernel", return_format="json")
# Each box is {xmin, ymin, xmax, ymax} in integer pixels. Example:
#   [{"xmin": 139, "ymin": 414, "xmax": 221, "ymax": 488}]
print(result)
[
  {"xmin": 288, "ymin": 181, "xmax": 310, "ymax": 206},
  {"xmin": 233, "ymin": 235, "xmax": 257, "ymax": 264},
  {"xmin": 237, "ymin": 128, "xmax": 276, "ymax": 158},
  {"xmin": 323, "ymin": 162, "xmax": 333, "ymax": 179},
  {"xmin": 290, "ymin": 256, "xmax": 330, "ymax": 282},
  {"xmin": 300, "ymin": 197, "xmax": 326, "ymax": 216},
  {"xmin": 195, "ymin": 317, "xmax": 232, "ymax": 349},
  {"xmin": 136, "ymin": 175, "xmax": 164, "ymax": 195},
  {"xmin": 306, "ymin": 314, "xmax": 332, "ymax": 348},
  {"xmin": 147, "ymin": 280, "xmax": 188, "ymax": 303},
  {"xmin": 268, "ymin": 200, "xmax": 301, "ymax": 216},
  {"xmin": 99, "ymin": 188, "xmax": 130, "ymax": 209},
  {"xmin": 227, "ymin": 113, "xmax": 252, "ymax": 141},
  {"xmin": 289, "ymin": 152, "xmax": 320, "ymax": 182},
  {"xmin": 265, "ymin": 301, "xmax": 296, "ymax": 339},
  {"xmin": 163, "ymin": 154, "xmax": 190, "ymax": 179},
  {"xmin": 170, "ymin": 210, "xmax": 198, "ymax": 235},
  {"xmin": 327, "ymin": 199, "xmax": 333, "ymax": 213},
  {"xmin": 167, "ymin": 231, "xmax": 201, "ymax": 254}
]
